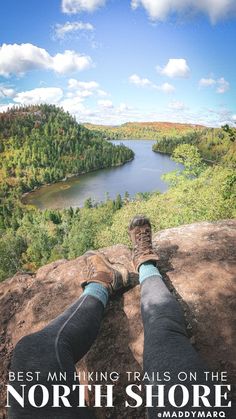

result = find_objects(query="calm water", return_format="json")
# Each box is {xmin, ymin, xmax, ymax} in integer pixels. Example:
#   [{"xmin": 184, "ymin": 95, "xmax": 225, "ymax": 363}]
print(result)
[{"xmin": 23, "ymin": 140, "xmax": 180, "ymax": 209}]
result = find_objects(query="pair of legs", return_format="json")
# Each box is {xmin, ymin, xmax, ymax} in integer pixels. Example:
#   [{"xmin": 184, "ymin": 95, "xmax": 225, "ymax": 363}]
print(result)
[{"xmin": 8, "ymin": 216, "xmax": 229, "ymax": 418}]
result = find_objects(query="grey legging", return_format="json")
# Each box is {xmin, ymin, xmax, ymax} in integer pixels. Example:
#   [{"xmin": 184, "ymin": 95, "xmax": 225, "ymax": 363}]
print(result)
[{"xmin": 8, "ymin": 275, "xmax": 232, "ymax": 418}]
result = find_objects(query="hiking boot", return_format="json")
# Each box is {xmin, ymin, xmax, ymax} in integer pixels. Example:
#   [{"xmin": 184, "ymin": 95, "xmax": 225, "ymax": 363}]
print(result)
[
  {"xmin": 81, "ymin": 250, "xmax": 130, "ymax": 296},
  {"xmin": 129, "ymin": 215, "xmax": 159, "ymax": 272}
]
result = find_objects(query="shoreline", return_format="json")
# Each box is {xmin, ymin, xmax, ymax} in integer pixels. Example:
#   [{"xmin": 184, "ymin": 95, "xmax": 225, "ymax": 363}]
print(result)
[
  {"xmin": 21, "ymin": 156, "xmax": 134, "ymax": 201},
  {"xmin": 152, "ymin": 148, "xmax": 215, "ymax": 164},
  {"xmin": 107, "ymin": 138, "xmax": 158, "ymax": 141}
]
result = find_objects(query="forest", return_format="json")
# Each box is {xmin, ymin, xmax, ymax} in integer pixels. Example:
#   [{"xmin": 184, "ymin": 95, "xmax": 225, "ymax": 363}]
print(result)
[
  {"xmin": 84, "ymin": 121, "xmax": 204, "ymax": 140},
  {"xmin": 0, "ymin": 105, "xmax": 134, "ymax": 195},
  {"xmin": 86, "ymin": 121, "xmax": 236, "ymax": 167},
  {"xmin": 152, "ymin": 125, "xmax": 236, "ymax": 167},
  {"xmin": 0, "ymin": 106, "xmax": 235, "ymax": 282}
]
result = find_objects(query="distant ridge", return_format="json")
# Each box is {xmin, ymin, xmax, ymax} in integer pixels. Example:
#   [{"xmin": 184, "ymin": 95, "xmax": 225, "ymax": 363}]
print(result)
[
  {"xmin": 84, "ymin": 121, "xmax": 206, "ymax": 140},
  {"xmin": 85, "ymin": 121, "xmax": 206, "ymax": 129}
]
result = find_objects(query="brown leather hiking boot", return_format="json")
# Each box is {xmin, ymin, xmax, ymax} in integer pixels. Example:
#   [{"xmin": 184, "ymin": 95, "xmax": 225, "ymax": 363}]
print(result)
[
  {"xmin": 81, "ymin": 250, "xmax": 130, "ymax": 296},
  {"xmin": 129, "ymin": 215, "xmax": 159, "ymax": 272}
]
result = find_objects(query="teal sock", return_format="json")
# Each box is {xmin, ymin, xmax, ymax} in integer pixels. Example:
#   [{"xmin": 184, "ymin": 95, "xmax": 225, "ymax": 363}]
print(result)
[
  {"xmin": 139, "ymin": 262, "xmax": 162, "ymax": 284},
  {"xmin": 83, "ymin": 283, "xmax": 109, "ymax": 308}
]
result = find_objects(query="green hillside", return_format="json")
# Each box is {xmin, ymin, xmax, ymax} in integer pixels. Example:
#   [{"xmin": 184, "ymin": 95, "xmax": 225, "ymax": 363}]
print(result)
[
  {"xmin": 152, "ymin": 126, "xmax": 236, "ymax": 167},
  {"xmin": 0, "ymin": 105, "xmax": 134, "ymax": 195}
]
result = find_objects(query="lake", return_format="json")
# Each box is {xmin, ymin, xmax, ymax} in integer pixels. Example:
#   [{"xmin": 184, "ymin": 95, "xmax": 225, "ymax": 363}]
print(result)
[{"xmin": 22, "ymin": 140, "xmax": 180, "ymax": 209}]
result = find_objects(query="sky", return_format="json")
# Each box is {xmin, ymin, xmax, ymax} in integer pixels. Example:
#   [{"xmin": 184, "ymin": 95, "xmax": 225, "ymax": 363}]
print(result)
[{"xmin": 0, "ymin": 0, "xmax": 236, "ymax": 126}]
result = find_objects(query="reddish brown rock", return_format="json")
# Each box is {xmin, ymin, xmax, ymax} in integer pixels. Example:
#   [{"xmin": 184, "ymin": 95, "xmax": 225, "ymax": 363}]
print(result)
[{"xmin": 0, "ymin": 220, "xmax": 235, "ymax": 418}]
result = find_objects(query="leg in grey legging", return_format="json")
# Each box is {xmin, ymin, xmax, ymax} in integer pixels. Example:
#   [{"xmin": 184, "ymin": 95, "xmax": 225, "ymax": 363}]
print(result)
[
  {"xmin": 9, "ymin": 294, "xmax": 104, "ymax": 419},
  {"xmin": 141, "ymin": 275, "xmax": 214, "ymax": 418}
]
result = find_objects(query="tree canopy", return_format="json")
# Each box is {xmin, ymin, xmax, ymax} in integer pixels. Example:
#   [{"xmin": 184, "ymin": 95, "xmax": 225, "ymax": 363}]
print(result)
[{"xmin": 0, "ymin": 107, "xmax": 235, "ymax": 282}]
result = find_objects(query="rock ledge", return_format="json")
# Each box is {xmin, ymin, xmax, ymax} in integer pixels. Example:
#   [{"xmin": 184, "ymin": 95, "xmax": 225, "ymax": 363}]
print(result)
[{"xmin": 0, "ymin": 220, "xmax": 235, "ymax": 418}]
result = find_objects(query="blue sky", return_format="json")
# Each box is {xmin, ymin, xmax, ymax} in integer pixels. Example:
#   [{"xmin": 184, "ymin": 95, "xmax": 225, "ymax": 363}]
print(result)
[{"xmin": 0, "ymin": 0, "xmax": 236, "ymax": 126}]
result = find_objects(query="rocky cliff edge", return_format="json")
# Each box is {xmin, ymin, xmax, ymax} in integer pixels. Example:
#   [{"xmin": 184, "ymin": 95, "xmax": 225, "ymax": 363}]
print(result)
[{"xmin": 0, "ymin": 220, "xmax": 235, "ymax": 418}]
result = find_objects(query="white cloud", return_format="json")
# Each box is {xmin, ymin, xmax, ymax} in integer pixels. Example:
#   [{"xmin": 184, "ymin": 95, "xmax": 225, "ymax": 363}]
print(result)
[
  {"xmin": 117, "ymin": 103, "xmax": 133, "ymax": 113},
  {"xmin": 68, "ymin": 78, "xmax": 99, "ymax": 90},
  {"xmin": 168, "ymin": 100, "xmax": 188, "ymax": 111},
  {"xmin": 129, "ymin": 74, "xmax": 175, "ymax": 93},
  {"xmin": 97, "ymin": 89, "xmax": 108, "ymax": 97},
  {"xmin": 0, "ymin": 86, "xmax": 15, "ymax": 98},
  {"xmin": 51, "ymin": 50, "xmax": 92, "ymax": 74},
  {"xmin": 67, "ymin": 78, "xmax": 109, "ymax": 99},
  {"xmin": 131, "ymin": 0, "xmax": 236, "ymax": 23},
  {"xmin": 56, "ymin": 100, "xmax": 236, "ymax": 127},
  {"xmin": 13, "ymin": 87, "xmax": 63, "ymax": 105},
  {"xmin": 158, "ymin": 59, "xmax": 190, "ymax": 78},
  {"xmin": 129, "ymin": 73, "xmax": 152, "ymax": 87},
  {"xmin": 60, "ymin": 97, "xmax": 86, "ymax": 114},
  {"xmin": 28, "ymin": 90, "xmax": 231, "ymax": 126},
  {"xmin": 97, "ymin": 99, "xmax": 113, "ymax": 108},
  {"xmin": 67, "ymin": 102, "xmax": 139, "ymax": 124},
  {"xmin": 0, "ymin": 43, "xmax": 49, "ymax": 77},
  {"xmin": 199, "ymin": 76, "xmax": 230, "ymax": 94},
  {"xmin": 54, "ymin": 21, "xmax": 94, "ymax": 39},
  {"xmin": 158, "ymin": 82, "xmax": 175, "ymax": 93},
  {"xmin": 199, "ymin": 78, "xmax": 216, "ymax": 87},
  {"xmin": 62, "ymin": 0, "xmax": 106, "ymax": 13},
  {"xmin": 0, "ymin": 43, "xmax": 92, "ymax": 77},
  {"xmin": 67, "ymin": 89, "xmax": 93, "ymax": 98},
  {"xmin": 216, "ymin": 77, "xmax": 229, "ymax": 94}
]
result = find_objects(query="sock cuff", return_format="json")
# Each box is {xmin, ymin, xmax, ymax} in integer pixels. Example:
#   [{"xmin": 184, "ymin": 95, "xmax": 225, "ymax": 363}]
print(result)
[
  {"xmin": 83, "ymin": 283, "xmax": 109, "ymax": 308},
  {"xmin": 139, "ymin": 262, "xmax": 162, "ymax": 284}
]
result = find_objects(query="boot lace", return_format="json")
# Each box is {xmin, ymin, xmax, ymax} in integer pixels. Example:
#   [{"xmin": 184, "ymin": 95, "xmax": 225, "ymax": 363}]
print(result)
[
  {"xmin": 134, "ymin": 228, "xmax": 153, "ymax": 257},
  {"xmin": 86, "ymin": 259, "xmax": 96, "ymax": 278}
]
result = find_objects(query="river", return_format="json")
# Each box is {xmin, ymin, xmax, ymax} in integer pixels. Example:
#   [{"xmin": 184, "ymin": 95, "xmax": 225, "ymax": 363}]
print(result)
[{"xmin": 22, "ymin": 140, "xmax": 180, "ymax": 210}]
